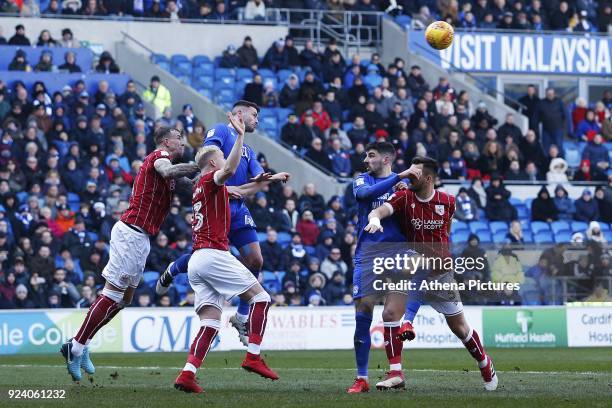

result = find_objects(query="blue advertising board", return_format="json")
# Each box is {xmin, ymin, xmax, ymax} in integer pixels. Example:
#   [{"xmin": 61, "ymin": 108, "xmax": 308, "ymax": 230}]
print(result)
[{"xmin": 408, "ymin": 30, "xmax": 611, "ymax": 76}]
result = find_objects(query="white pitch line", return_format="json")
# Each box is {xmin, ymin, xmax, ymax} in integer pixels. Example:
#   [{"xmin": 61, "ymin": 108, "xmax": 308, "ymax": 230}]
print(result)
[{"xmin": 0, "ymin": 364, "xmax": 608, "ymax": 376}]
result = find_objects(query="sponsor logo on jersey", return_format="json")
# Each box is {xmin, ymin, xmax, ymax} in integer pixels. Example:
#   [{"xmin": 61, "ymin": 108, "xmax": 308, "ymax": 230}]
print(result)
[
  {"xmin": 355, "ymin": 178, "xmax": 365, "ymax": 186},
  {"xmin": 206, "ymin": 129, "xmax": 215, "ymax": 138},
  {"xmin": 435, "ymin": 205, "xmax": 445, "ymax": 216},
  {"xmin": 411, "ymin": 218, "xmax": 445, "ymax": 230},
  {"xmin": 352, "ymin": 285, "xmax": 359, "ymax": 296},
  {"xmin": 245, "ymin": 215, "xmax": 255, "ymax": 227}
]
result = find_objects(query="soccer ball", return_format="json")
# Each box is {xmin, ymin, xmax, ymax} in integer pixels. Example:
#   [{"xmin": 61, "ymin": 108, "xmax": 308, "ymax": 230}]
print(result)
[{"xmin": 425, "ymin": 21, "xmax": 454, "ymax": 50}]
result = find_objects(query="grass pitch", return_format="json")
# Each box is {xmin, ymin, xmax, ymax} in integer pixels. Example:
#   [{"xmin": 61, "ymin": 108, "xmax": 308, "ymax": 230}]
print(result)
[{"xmin": 0, "ymin": 348, "xmax": 610, "ymax": 407}]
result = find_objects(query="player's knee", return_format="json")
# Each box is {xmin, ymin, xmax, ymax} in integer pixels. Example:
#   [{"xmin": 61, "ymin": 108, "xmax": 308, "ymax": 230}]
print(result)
[
  {"xmin": 248, "ymin": 290, "xmax": 271, "ymax": 304},
  {"xmin": 382, "ymin": 308, "xmax": 402, "ymax": 322},
  {"xmin": 102, "ymin": 287, "xmax": 124, "ymax": 303},
  {"xmin": 356, "ymin": 301, "xmax": 374, "ymax": 316}
]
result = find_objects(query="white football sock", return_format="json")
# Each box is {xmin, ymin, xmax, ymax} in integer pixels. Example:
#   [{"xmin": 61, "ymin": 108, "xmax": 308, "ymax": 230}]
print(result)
[
  {"xmin": 478, "ymin": 355, "xmax": 488, "ymax": 369},
  {"xmin": 247, "ymin": 343, "xmax": 261, "ymax": 355},
  {"xmin": 235, "ymin": 313, "xmax": 248, "ymax": 323},
  {"xmin": 390, "ymin": 363, "xmax": 402, "ymax": 371},
  {"xmin": 71, "ymin": 339, "xmax": 85, "ymax": 356},
  {"xmin": 183, "ymin": 362, "xmax": 197, "ymax": 373}
]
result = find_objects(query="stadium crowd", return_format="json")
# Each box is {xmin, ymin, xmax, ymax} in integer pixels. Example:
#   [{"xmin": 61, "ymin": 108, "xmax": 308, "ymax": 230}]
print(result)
[
  {"xmin": 0, "ymin": 22, "xmax": 611, "ymax": 311},
  {"xmin": 3, "ymin": 0, "xmax": 610, "ymax": 33}
]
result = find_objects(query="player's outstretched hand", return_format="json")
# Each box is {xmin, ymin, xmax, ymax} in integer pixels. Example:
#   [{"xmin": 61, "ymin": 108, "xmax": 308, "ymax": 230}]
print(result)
[
  {"xmin": 272, "ymin": 172, "xmax": 291, "ymax": 183},
  {"xmin": 227, "ymin": 111, "xmax": 246, "ymax": 136},
  {"xmin": 250, "ymin": 172, "xmax": 273, "ymax": 183},
  {"xmin": 394, "ymin": 181, "xmax": 408, "ymax": 191},
  {"xmin": 364, "ymin": 218, "xmax": 383, "ymax": 234},
  {"xmin": 227, "ymin": 186, "xmax": 243, "ymax": 200},
  {"xmin": 399, "ymin": 164, "xmax": 422, "ymax": 182}
]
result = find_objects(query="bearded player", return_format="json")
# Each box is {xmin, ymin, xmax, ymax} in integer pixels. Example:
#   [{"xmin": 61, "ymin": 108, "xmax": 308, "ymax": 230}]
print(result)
[
  {"xmin": 347, "ymin": 142, "xmax": 423, "ymax": 393},
  {"xmin": 157, "ymin": 100, "xmax": 276, "ymax": 346},
  {"xmin": 365, "ymin": 156, "xmax": 498, "ymax": 391},
  {"xmin": 60, "ymin": 127, "xmax": 199, "ymax": 381},
  {"xmin": 174, "ymin": 112, "xmax": 278, "ymax": 393}
]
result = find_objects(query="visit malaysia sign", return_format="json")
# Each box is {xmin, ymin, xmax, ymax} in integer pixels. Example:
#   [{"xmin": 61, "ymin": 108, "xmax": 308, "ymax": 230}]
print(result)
[{"xmin": 408, "ymin": 30, "xmax": 611, "ymax": 76}]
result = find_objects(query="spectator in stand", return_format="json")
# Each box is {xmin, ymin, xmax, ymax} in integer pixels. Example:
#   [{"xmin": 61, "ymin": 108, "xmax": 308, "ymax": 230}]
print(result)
[
  {"xmin": 8, "ymin": 24, "xmax": 31, "ymax": 46},
  {"xmin": 549, "ymin": 1, "xmax": 571, "ymax": 30},
  {"xmin": 485, "ymin": 176, "xmax": 517, "ymax": 222},
  {"xmin": 237, "ymin": 36, "xmax": 259, "ymax": 71},
  {"xmin": 303, "ymin": 100, "xmax": 331, "ymax": 132},
  {"xmin": 250, "ymin": 192, "xmax": 275, "ymax": 231},
  {"xmin": 299, "ymin": 40, "xmax": 323, "ymax": 77},
  {"xmin": 37, "ymin": 29, "xmax": 59, "ymax": 47},
  {"xmin": 572, "ymin": 97, "xmax": 588, "ymax": 132},
  {"xmin": 177, "ymin": 104, "xmax": 199, "ymax": 134},
  {"xmin": 582, "ymin": 134, "xmax": 610, "ymax": 181},
  {"xmin": 34, "ymin": 51, "xmax": 55, "ymax": 72},
  {"xmin": 305, "ymin": 137, "xmax": 332, "ymax": 172},
  {"xmin": 283, "ymin": 35, "xmax": 300, "ymax": 67},
  {"xmin": 455, "ymin": 187, "xmax": 478, "ymax": 221},
  {"xmin": 479, "ymin": 141, "xmax": 503, "ymax": 178},
  {"xmin": 142, "ymin": 75, "xmax": 172, "ymax": 117},
  {"xmin": 537, "ymin": 88, "xmax": 566, "ymax": 154},
  {"xmin": 407, "ymin": 65, "xmax": 429, "ymax": 99},
  {"xmin": 146, "ymin": 232, "xmax": 175, "ymax": 272},
  {"xmin": 296, "ymin": 71, "xmax": 325, "ymax": 115},
  {"xmin": 95, "ymin": 51, "xmax": 120, "ymax": 74},
  {"xmin": 8, "ymin": 50, "xmax": 31, "ymax": 72},
  {"xmin": 320, "ymin": 247, "xmax": 348, "ymax": 281},
  {"xmin": 244, "ymin": 0, "xmax": 266, "ymax": 20},
  {"xmin": 58, "ymin": 51, "xmax": 82, "ymax": 73},
  {"xmin": 553, "ymin": 184, "xmax": 575, "ymax": 220},
  {"xmin": 519, "ymin": 84, "xmax": 540, "ymax": 131},
  {"xmin": 243, "ymin": 73, "xmax": 264, "ymax": 106},
  {"xmin": 323, "ymin": 51, "xmax": 346, "ymax": 83},
  {"xmin": 279, "ymin": 74, "xmax": 300, "ymax": 108},
  {"xmin": 211, "ymin": 0, "xmax": 230, "ymax": 20},
  {"xmin": 263, "ymin": 38, "xmax": 290, "ymax": 71},
  {"xmin": 574, "ymin": 189, "xmax": 600, "ymax": 222},
  {"xmin": 299, "ymin": 183, "xmax": 326, "ymax": 219},
  {"xmin": 296, "ymin": 210, "xmax": 319, "ymax": 246},
  {"xmin": 505, "ymin": 220, "xmax": 524, "ymax": 244},
  {"xmin": 328, "ymin": 138, "xmax": 351, "ymax": 177},
  {"xmin": 531, "ymin": 186, "xmax": 559, "ymax": 222},
  {"xmin": 491, "ymin": 248, "xmax": 525, "ymax": 285},
  {"xmin": 261, "ymin": 229, "xmax": 284, "ymax": 272},
  {"xmin": 60, "ymin": 28, "xmax": 79, "ymax": 48},
  {"xmin": 586, "ymin": 221, "xmax": 607, "ymax": 244},
  {"xmin": 49, "ymin": 267, "xmax": 80, "ymax": 307},
  {"xmin": 575, "ymin": 110, "xmax": 601, "ymax": 141},
  {"xmin": 546, "ymin": 157, "xmax": 569, "ymax": 184},
  {"xmin": 219, "ymin": 45, "xmax": 241, "ymax": 68}
]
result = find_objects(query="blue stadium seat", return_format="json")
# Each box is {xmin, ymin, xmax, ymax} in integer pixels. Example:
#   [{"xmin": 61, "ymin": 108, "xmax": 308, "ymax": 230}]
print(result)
[
  {"xmin": 277, "ymin": 69, "xmax": 293, "ymax": 84},
  {"xmin": 524, "ymin": 198, "xmax": 533, "ymax": 211},
  {"xmin": 523, "ymin": 230, "xmax": 534, "ymax": 243},
  {"xmin": 551, "ymin": 220, "xmax": 570, "ymax": 234},
  {"xmin": 214, "ymin": 88, "xmax": 235, "ymax": 104},
  {"xmin": 257, "ymin": 68, "xmax": 275, "ymax": 79},
  {"xmin": 277, "ymin": 232, "xmax": 291, "ymax": 246},
  {"xmin": 493, "ymin": 231, "xmax": 509, "ymax": 244},
  {"xmin": 193, "ymin": 76, "xmax": 214, "ymax": 89},
  {"xmin": 394, "ymin": 14, "xmax": 412, "ymax": 27},
  {"xmin": 489, "ymin": 221, "xmax": 508, "ymax": 235},
  {"xmin": 520, "ymin": 278, "xmax": 542, "ymax": 305},
  {"xmin": 69, "ymin": 202, "xmax": 80, "ymax": 212},
  {"xmin": 16, "ymin": 191, "xmax": 28, "ymax": 204},
  {"xmin": 530, "ymin": 221, "xmax": 550, "ymax": 235},
  {"xmin": 570, "ymin": 221, "xmax": 588, "ymax": 233},
  {"xmin": 451, "ymin": 230, "xmax": 469, "ymax": 243},
  {"xmin": 477, "ymin": 208, "xmax": 487, "ymax": 221},
  {"xmin": 170, "ymin": 53, "xmax": 189, "ymax": 65},
  {"xmin": 509, "ymin": 197, "xmax": 523, "ymax": 207},
  {"xmin": 516, "ymin": 205, "xmax": 529, "ymax": 219},
  {"xmin": 599, "ymin": 223, "xmax": 611, "ymax": 232},
  {"xmin": 143, "ymin": 271, "xmax": 160, "ymax": 287},
  {"xmin": 197, "ymin": 88, "xmax": 212, "ymax": 99},
  {"xmin": 67, "ymin": 192, "xmax": 80, "ymax": 203},
  {"xmin": 257, "ymin": 232, "xmax": 267, "ymax": 242},
  {"xmin": 534, "ymin": 231, "xmax": 553, "ymax": 244},
  {"xmin": 236, "ymin": 68, "xmax": 254, "ymax": 80},
  {"xmin": 151, "ymin": 53, "xmax": 169, "ymax": 64},
  {"xmin": 192, "ymin": 55, "xmax": 211, "ymax": 66},
  {"xmin": 157, "ymin": 61, "xmax": 171, "ymax": 71},
  {"xmin": 87, "ymin": 232, "xmax": 98, "ymax": 242},
  {"xmin": 176, "ymin": 75, "xmax": 191, "ymax": 86},
  {"xmin": 304, "ymin": 245, "xmax": 316, "ymax": 256},
  {"xmin": 276, "ymin": 108, "xmax": 293, "ymax": 124},
  {"xmin": 213, "ymin": 79, "xmax": 235, "ymax": 91},
  {"xmin": 175, "ymin": 61, "xmax": 192, "ymax": 75},
  {"xmin": 214, "ymin": 67, "xmax": 236, "ymax": 80},
  {"xmin": 478, "ymin": 231, "xmax": 493, "ymax": 243},
  {"xmin": 604, "ymin": 231, "xmax": 612, "ymax": 242},
  {"xmin": 554, "ymin": 231, "xmax": 572, "ymax": 243},
  {"xmin": 469, "ymin": 221, "xmax": 489, "ymax": 234},
  {"xmin": 192, "ymin": 63, "xmax": 214, "ymax": 77},
  {"xmin": 565, "ymin": 147, "xmax": 581, "ymax": 168},
  {"xmin": 262, "ymin": 271, "xmax": 277, "ymax": 282},
  {"xmin": 342, "ymin": 123, "xmax": 353, "ymax": 132},
  {"xmin": 363, "ymin": 73, "xmax": 382, "ymax": 90},
  {"xmin": 453, "ymin": 220, "xmax": 468, "ymax": 232}
]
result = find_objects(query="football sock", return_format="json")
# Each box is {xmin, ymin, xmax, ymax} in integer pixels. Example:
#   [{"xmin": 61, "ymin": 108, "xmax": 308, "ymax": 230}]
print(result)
[
  {"xmin": 246, "ymin": 298, "xmax": 270, "ymax": 359},
  {"xmin": 184, "ymin": 320, "xmax": 220, "ymax": 373},
  {"xmin": 170, "ymin": 253, "xmax": 190, "ymax": 277},
  {"xmin": 87, "ymin": 301, "xmax": 125, "ymax": 342},
  {"xmin": 462, "ymin": 328, "xmax": 487, "ymax": 365},
  {"xmin": 354, "ymin": 312, "xmax": 372, "ymax": 378},
  {"xmin": 383, "ymin": 321, "xmax": 403, "ymax": 370},
  {"xmin": 404, "ymin": 299, "xmax": 422, "ymax": 324},
  {"xmin": 72, "ymin": 295, "xmax": 120, "ymax": 356}
]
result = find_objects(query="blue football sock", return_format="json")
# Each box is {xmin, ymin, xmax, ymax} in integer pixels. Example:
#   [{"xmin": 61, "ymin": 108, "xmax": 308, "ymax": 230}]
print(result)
[
  {"xmin": 169, "ymin": 253, "xmax": 190, "ymax": 277},
  {"xmin": 354, "ymin": 311, "xmax": 372, "ymax": 377},
  {"xmin": 237, "ymin": 269, "xmax": 260, "ymax": 316},
  {"xmin": 404, "ymin": 299, "xmax": 422, "ymax": 323}
]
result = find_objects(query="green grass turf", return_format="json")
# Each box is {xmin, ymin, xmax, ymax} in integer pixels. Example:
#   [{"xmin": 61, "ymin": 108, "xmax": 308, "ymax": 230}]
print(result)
[{"xmin": 0, "ymin": 348, "xmax": 610, "ymax": 408}]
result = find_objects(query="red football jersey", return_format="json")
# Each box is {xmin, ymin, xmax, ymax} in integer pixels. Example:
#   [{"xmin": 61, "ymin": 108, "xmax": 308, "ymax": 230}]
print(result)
[
  {"xmin": 191, "ymin": 170, "xmax": 230, "ymax": 251},
  {"xmin": 385, "ymin": 189, "xmax": 456, "ymax": 255},
  {"xmin": 121, "ymin": 150, "xmax": 175, "ymax": 235}
]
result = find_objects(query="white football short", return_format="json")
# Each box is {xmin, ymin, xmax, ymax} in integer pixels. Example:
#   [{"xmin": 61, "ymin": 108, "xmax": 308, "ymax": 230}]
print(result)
[
  {"xmin": 188, "ymin": 248, "xmax": 259, "ymax": 312},
  {"xmin": 102, "ymin": 221, "xmax": 150, "ymax": 290}
]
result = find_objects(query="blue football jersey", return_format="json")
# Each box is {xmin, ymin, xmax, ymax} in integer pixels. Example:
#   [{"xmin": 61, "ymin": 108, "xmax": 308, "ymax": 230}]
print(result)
[
  {"xmin": 203, "ymin": 123, "xmax": 264, "ymax": 188},
  {"xmin": 353, "ymin": 172, "xmax": 405, "ymax": 261}
]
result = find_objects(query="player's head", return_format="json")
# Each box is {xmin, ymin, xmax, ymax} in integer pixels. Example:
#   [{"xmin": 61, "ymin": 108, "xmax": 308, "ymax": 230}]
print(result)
[
  {"xmin": 232, "ymin": 100, "xmax": 259, "ymax": 133},
  {"xmin": 195, "ymin": 145, "xmax": 224, "ymax": 172},
  {"xmin": 364, "ymin": 142, "xmax": 395, "ymax": 176},
  {"xmin": 154, "ymin": 127, "xmax": 185, "ymax": 159},
  {"xmin": 410, "ymin": 156, "xmax": 438, "ymax": 192}
]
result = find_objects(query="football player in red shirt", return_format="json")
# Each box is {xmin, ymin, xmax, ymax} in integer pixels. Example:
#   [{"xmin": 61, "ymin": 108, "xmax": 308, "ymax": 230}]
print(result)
[
  {"xmin": 174, "ymin": 112, "xmax": 281, "ymax": 393},
  {"xmin": 61, "ymin": 127, "xmax": 199, "ymax": 382},
  {"xmin": 365, "ymin": 156, "xmax": 498, "ymax": 391}
]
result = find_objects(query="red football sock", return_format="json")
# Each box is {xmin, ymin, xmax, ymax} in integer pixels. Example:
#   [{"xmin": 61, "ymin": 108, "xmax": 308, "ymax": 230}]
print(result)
[
  {"xmin": 246, "ymin": 301, "xmax": 270, "ymax": 358},
  {"xmin": 463, "ymin": 329, "xmax": 486, "ymax": 362},
  {"xmin": 74, "ymin": 295, "xmax": 120, "ymax": 345},
  {"xmin": 384, "ymin": 322, "xmax": 403, "ymax": 367},
  {"xmin": 186, "ymin": 326, "xmax": 219, "ymax": 369},
  {"xmin": 88, "ymin": 302, "xmax": 124, "ymax": 341}
]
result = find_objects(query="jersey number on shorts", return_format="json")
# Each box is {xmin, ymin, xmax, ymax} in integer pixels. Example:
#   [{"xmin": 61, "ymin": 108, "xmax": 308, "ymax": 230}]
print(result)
[{"xmin": 194, "ymin": 201, "xmax": 204, "ymax": 231}]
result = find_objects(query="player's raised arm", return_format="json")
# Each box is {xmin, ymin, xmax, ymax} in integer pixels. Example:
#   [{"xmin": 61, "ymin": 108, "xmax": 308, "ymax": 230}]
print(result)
[
  {"xmin": 152, "ymin": 127, "xmax": 200, "ymax": 179},
  {"xmin": 214, "ymin": 112, "xmax": 246, "ymax": 186},
  {"xmin": 229, "ymin": 172, "xmax": 291, "ymax": 197},
  {"xmin": 364, "ymin": 202, "xmax": 394, "ymax": 233}
]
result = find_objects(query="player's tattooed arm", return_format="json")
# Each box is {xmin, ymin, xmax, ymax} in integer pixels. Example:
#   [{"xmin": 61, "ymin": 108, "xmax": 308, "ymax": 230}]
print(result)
[
  {"xmin": 154, "ymin": 159, "xmax": 200, "ymax": 179},
  {"xmin": 364, "ymin": 202, "xmax": 394, "ymax": 233}
]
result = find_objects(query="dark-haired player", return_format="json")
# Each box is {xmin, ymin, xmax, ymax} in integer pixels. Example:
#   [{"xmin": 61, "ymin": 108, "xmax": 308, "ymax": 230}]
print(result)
[
  {"xmin": 365, "ymin": 156, "xmax": 498, "ymax": 391},
  {"xmin": 61, "ymin": 127, "xmax": 199, "ymax": 382},
  {"xmin": 156, "ymin": 100, "xmax": 286, "ymax": 346},
  {"xmin": 174, "ymin": 112, "xmax": 279, "ymax": 393},
  {"xmin": 347, "ymin": 142, "xmax": 421, "ymax": 393}
]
